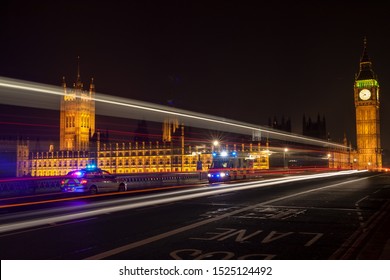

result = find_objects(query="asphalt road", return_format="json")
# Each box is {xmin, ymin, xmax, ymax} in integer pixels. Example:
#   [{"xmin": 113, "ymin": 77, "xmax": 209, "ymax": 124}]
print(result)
[{"xmin": 0, "ymin": 170, "xmax": 389, "ymax": 260}]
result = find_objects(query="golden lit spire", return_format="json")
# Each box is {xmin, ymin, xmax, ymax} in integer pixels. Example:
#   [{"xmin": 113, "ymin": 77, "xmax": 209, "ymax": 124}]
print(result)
[
  {"xmin": 89, "ymin": 77, "xmax": 95, "ymax": 96},
  {"xmin": 77, "ymin": 56, "xmax": 81, "ymax": 82},
  {"xmin": 75, "ymin": 56, "xmax": 83, "ymax": 90},
  {"xmin": 360, "ymin": 36, "xmax": 370, "ymax": 63}
]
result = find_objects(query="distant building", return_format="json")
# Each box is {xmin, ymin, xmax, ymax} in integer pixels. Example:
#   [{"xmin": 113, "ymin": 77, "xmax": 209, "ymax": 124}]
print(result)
[
  {"xmin": 268, "ymin": 116, "xmax": 291, "ymax": 132},
  {"xmin": 0, "ymin": 137, "xmax": 29, "ymax": 177},
  {"xmin": 302, "ymin": 114, "xmax": 327, "ymax": 140}
]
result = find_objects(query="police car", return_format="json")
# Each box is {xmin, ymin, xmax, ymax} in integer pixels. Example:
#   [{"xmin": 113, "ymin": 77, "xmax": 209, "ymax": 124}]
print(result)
[{"xmin": 61, "ymin": 167, "xmax": 127, "ymax": 194}]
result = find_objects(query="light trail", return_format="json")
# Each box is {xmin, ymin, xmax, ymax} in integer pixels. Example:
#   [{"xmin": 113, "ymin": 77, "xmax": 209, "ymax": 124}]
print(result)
[
  {"xmin": 0, "ymin": 170, "xmax": 366, "ymax": 234},
  {"xmin": 0, "ymin": 76, "xmax": 349, "ymax": 149},
  {"xmin": 0, "ymin": 183, "xmax": 202, "ymax": 210}
]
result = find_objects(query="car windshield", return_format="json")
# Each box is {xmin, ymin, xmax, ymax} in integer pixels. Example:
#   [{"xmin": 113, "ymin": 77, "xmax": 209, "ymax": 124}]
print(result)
[{"xmin": 210, "ymin": 160, "xmax": 229, "ymax": 169}]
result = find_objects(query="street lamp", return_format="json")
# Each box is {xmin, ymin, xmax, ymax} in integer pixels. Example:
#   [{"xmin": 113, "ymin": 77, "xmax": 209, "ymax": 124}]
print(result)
[
  {"xmin": 283, "ymin": 148, "xmax": 288, "ymax": 169},
  {"xmin": 212, "ymin": 140, "xmax": 219, "ymax": 152}
]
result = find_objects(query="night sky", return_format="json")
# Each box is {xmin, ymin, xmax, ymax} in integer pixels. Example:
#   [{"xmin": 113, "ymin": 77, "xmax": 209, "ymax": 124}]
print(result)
[{"xmin": 2, "ymin": 1, "xmax": 390, "ymax": 156}]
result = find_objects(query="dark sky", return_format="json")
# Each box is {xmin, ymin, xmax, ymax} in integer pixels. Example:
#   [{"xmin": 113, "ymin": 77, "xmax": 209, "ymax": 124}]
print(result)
[{"xmin": 1, "ymin": 1, "xmax": 390, "ymax": 152}]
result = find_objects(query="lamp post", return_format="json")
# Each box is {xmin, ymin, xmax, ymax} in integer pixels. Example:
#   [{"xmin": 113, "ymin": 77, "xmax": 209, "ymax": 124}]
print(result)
[
  {"xmin": 375, "ymin": 148, "xmax": 382, "ymax": 170},
  {"xmin": 283, "ymin": 148, "xmax": 288, "ymax": 169},
  {"xmin": 192, "ymin": 151, "xmax": 202, "ymax": 171}
]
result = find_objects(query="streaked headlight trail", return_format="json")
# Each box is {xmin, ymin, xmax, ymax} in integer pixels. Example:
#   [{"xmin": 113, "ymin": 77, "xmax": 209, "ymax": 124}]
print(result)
[
  {"xmin": 0, "ymin": 170, "xmax": 367, "ymax": 234},
  {"xmin": 0, "ymin": 76, "xmax": 349, "ymax": 149}
]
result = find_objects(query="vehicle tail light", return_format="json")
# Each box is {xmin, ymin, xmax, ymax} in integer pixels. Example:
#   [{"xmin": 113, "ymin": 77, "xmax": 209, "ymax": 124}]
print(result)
[{"xmin": 80, "ymin": 179, "xmax": 88, "ymax": 185}]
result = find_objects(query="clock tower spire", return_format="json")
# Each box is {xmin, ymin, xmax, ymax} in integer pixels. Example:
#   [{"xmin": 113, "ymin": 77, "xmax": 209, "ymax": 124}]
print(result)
[
  {"xmin": 357, "ymin": 37, "xmax": 376, "ymax": 80},
  {"xmin": 354, "ymin": 38, "xmax": 382, "ymax": 170}
]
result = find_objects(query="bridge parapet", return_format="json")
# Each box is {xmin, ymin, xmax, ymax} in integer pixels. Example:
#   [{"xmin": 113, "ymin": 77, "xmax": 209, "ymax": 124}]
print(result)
[
  {"xmin": 0, "ymin": 177, "xmax": 62, "ymax": 197},
  {"xmin": 0, "ymin": 172, "xmax": 208, "ymax": 198}
]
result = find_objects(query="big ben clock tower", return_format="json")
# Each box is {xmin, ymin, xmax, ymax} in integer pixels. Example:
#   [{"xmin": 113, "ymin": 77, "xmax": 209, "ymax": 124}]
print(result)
[{"xmin": 354, "ymin": 38, "xmax": 382, "ymax": 170}]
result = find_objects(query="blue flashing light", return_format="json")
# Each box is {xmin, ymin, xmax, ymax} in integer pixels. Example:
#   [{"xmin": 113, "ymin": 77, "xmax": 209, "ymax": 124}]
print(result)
[
  {"xmin": 212, "ymin": 152, "xmax": 217, "ymax": 157},
  {"xmin": 231, "ymin": 151, "xmax": 237, "ymax": 157},
  {"xmin": 86, "ymin": 164, "xmax": 96, "ymax": 169}
]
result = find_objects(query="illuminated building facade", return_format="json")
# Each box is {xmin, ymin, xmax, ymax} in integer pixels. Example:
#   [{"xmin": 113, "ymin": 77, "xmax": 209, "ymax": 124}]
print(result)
[
  {"xmin": 354, "ymin": 39, "xmax": 382, "ymax": 169},
  {"xmin": 28, "ymin": 141, "xmax": 214, "ymax": 177},
  {"xmin": 59, "ymin": 59, "xmax": 95, "ymax": 151},
  {"xmin": 26, "ymin": 139, "xmax": 268, "ymax": 177}
]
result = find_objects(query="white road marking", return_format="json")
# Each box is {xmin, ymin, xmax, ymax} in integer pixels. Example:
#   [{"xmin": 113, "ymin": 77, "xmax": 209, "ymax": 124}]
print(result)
[{"xmin": 85, "ymin": 175, "xmax": 371, "ymax": 259}]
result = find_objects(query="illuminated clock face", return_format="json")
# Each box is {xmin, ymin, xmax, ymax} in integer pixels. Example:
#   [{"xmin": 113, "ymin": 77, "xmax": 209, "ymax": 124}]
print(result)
[{"xmin": 359, "ymin": 89, "xmax": 371, "ymax": 100}]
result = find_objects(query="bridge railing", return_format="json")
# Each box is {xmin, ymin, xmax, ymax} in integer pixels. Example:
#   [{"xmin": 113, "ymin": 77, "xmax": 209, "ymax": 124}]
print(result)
[
  {"xmin": 0, "ymin": 177, "xmax": 63, "ymax": 197},
  {"xmin": 0, "ymin": 171, "xmax": 209, "ymax": 198}
]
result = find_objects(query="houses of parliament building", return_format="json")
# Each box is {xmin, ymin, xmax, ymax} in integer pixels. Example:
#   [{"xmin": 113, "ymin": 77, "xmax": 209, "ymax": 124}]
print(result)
[{"xmin": 5, "ymin": 64, "xmax": 270, "ymax": 178}]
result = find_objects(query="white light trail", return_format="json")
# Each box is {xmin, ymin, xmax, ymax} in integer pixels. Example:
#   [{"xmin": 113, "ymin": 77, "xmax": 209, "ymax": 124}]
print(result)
[
  {"xmin": 0, "ymin": 170, "xmax": 366, "ymax": 234},
  {"xmin": 0, "ymin": 76, "xmax": 349, "ymax": 148}
]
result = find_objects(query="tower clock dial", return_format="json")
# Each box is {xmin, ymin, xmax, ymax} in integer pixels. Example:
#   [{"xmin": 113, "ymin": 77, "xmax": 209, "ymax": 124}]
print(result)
[{"xmin": 359, "ymin": 89, "xmax": 371, "ymax": 100}]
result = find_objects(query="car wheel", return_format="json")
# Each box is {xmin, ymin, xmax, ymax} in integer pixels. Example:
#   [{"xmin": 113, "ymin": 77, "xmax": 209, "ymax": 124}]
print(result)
[
  {"xmin": 118, "ymin": 184, "xmax": 126, "ymax": 192},
  {"xmin": 89, "ymin": 186, "xmax": 98, "ymax": 195}
]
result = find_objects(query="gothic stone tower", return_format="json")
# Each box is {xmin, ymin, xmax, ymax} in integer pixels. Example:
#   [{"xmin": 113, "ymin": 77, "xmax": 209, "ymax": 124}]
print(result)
[
  {"xmin": 354, "ymin": 39, "xmax": 382, "ymax": 169},
  {"xmin": 60, "ymin": 58, "xmax": 96, "ymax": 151}
]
